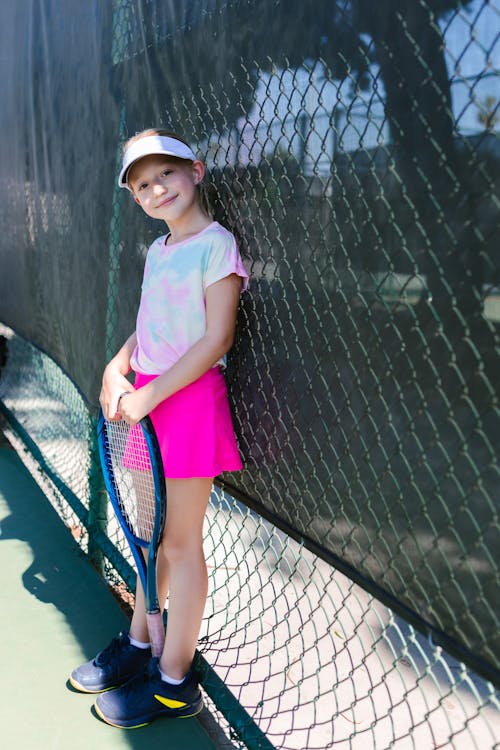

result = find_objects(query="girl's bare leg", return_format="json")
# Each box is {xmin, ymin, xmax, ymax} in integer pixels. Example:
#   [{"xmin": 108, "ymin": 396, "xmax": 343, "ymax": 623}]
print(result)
[
  {"xmin": 128, "ymin": 555, "xmax": 170, "ymax": 643},
  {"xmin": 128, "ymin": 467, "xmax": 170, "ymax": 643},
  {"xmin": 158, "ymin": 477, "xmax": 212, "ymax": 679}
]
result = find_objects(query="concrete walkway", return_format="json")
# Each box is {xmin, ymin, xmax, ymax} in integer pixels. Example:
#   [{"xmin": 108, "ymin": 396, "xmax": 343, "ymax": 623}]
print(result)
[{"xmin": 0, "ymin": 442, "xmax": 217, "ymax": 750}]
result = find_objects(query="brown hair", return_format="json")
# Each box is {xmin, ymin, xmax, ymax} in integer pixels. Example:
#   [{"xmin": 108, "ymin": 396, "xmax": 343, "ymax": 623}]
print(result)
[{"xmin": 124, "ymin": 128, "xmax": 213, "ymax": 218}]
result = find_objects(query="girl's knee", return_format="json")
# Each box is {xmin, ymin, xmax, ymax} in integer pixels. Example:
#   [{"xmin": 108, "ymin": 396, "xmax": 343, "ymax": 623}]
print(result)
[{"xmin": 160, "ymin": 534, "xmax": 203, "ymax": 565}]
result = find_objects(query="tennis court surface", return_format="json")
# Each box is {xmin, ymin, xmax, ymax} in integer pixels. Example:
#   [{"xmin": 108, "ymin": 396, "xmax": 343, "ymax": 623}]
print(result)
[{"xmin": 0, "ymin": 441, "xmax": 218, "ymax": 750}]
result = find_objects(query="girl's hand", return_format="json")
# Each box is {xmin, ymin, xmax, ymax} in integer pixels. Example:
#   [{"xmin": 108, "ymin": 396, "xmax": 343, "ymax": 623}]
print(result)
[
  {"xmin": 100, "ymin": 364, "xmax": 135, "ymax": 420},
  {"xmin": 118, "ymin": 387, "xmax": 154, "ymax": 426}
]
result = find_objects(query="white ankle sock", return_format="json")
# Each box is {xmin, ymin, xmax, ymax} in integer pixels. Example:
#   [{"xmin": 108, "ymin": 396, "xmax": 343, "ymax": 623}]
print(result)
[
  {"xmin": 129, "ymin": 635, "xmax": 150, "ymax": 649},
  {"xmin": 160, "ymin": 669, "xmax": 185, "ymax": 685}
]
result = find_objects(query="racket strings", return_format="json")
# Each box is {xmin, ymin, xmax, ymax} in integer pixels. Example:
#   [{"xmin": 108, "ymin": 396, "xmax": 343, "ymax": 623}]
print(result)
[{"xmin": 104, "ymin": 420, "xmax": 157, "ymax": 543}]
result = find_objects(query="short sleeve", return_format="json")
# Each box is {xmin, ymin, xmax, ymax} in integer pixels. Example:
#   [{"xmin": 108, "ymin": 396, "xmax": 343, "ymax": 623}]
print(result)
[{"xmin": 204, "ymin": 233, "xmax": 249, "ymax": 292}]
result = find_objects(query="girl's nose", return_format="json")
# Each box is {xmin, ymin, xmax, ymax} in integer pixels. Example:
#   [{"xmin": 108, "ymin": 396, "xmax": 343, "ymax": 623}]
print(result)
[{"xmin": 153, "ymin": 178, "xmax": 167, "ymax": 193}]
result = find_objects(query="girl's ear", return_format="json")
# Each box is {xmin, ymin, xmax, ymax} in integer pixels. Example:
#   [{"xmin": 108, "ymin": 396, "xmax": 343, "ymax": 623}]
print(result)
[
  {"xmin": 134, "ymin": 195, "xmax": 141, "ymax": 205},
  {"xmin": 192, "ymin": 159, "xmax": 206, "ymax": 185}
]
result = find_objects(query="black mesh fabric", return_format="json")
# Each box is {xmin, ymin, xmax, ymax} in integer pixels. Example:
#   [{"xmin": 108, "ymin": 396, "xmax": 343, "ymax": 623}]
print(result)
[{"xmin": 0, "ymin": 0, "xmax": 498, "ymax": 678}]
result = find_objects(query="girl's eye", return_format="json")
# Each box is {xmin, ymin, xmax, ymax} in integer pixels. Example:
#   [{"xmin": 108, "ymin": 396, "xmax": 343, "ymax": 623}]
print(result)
[
  {"xmin": 138, "ymin": 182, "xmax": 148, "ymax": 191},
  {"xmin": 162, "ymin": 169, "xmax": 172, "ymax": 177}
]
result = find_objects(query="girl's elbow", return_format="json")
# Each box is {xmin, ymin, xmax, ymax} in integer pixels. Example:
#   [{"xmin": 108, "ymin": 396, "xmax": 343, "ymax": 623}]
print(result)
[
  {"xmin": 219, "ymin": 332, "xmax": 235, "ymax": 357},
  {"xmin": 208, "ymin": 332, "xmax": 234, "ymax": 359}
]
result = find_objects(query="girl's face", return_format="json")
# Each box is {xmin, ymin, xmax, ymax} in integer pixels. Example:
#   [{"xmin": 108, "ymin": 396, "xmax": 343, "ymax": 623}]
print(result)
[{"xmin": 128, "ymin": 154, "xmax": 205, "ymax": 227}]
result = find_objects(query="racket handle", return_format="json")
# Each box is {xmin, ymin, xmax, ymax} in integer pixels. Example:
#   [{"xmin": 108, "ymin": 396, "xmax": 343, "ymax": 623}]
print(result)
[{"xmin": 147, "ymin": 613, "xmax": 165, "ymax": 659}]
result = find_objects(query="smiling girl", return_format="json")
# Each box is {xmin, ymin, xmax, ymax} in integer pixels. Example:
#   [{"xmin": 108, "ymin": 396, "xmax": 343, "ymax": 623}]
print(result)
[{"xmin": 69, "ymin": 128, "xmax": 248, "ymax": 728}]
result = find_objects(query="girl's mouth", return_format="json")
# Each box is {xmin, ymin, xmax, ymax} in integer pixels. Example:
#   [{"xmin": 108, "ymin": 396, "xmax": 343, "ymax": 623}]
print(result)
[{"xmin": 157, "ymin": 195, "xmax": 177, "ymax": 208}]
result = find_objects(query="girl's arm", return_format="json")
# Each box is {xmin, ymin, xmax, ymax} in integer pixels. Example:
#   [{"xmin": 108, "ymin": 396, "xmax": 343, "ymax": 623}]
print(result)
[
  {"xmin": 100, "ymin": 331, "xmax": 137, "ymax": 419},
  {"xmin": 118, "ymin": 275, "xmax": 242, "ymax": 425}
]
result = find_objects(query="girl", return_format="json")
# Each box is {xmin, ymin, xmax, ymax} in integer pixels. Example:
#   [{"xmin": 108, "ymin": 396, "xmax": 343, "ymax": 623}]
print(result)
[{"xmin": 70, "ymin": 129, "xmax": 248, "ymax": 728}]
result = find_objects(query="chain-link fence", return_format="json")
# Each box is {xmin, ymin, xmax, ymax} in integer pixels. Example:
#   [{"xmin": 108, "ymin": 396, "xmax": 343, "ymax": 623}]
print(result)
[
  {"xmin": 1, "ymin": 323, "xmax": 498, "ymax": 748},
  {"xmin": 0, "ymin": 1, "xmax": 499, "ymax": 748}
]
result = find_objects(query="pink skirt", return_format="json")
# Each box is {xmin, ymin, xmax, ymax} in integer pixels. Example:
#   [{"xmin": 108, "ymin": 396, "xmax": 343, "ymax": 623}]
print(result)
[{"xmin": 131, "ymin": 367, "xmax": 243, "ymax": 478}]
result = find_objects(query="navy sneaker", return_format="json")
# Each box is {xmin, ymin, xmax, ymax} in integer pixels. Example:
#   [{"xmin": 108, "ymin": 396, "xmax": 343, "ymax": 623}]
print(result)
[
  {"xmin": 69, "ymin": 633, "xmax": 151, "ymax": 693},
  {"xmin": 94, "ymin": 657, "xmax": 203, "ymax": 728}
]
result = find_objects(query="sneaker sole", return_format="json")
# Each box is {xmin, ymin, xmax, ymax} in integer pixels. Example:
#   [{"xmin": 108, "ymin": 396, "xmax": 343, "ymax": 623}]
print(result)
[
  {"xmin": 68, "ymin": 675, "xmax": 120, "ymax": 694},
  {"xmin": 93, "ymin": 699, "xmax": 204, "ymax": 728}
]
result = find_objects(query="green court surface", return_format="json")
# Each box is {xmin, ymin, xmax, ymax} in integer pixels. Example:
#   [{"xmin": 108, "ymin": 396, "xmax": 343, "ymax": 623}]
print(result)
[{"xmin": 0, "ymin": 443, "xmax": 218, "ymax": 750}]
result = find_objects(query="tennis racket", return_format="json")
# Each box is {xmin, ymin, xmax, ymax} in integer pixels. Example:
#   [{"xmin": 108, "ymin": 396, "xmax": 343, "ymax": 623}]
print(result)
[{"xmin": 97, "ymin": 403, "xmax": 167, "ymax": 658}]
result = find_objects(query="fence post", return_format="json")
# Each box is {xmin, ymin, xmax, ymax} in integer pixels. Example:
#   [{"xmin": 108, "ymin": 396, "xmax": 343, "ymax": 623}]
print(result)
[{"xmin": 87, "ymin": 412, "xmax": 107, "ymax": 572}]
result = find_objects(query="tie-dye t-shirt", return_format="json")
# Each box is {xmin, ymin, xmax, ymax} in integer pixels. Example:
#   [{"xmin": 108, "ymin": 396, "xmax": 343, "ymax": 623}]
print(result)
[{"xmin": 130, "ymin": 221, "xmax": 249, "ymax": 375}]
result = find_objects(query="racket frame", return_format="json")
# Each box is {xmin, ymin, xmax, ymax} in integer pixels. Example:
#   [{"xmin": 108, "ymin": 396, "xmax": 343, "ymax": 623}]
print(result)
[{"xmin": 97, "ymin": 410, "xmax": 167, "ymax": 657}]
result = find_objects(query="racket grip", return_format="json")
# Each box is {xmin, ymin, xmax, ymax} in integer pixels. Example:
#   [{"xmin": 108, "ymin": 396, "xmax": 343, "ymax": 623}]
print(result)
[{"xmin": 147, "ymin": 613, "xmax": 165, "ymax": 659}]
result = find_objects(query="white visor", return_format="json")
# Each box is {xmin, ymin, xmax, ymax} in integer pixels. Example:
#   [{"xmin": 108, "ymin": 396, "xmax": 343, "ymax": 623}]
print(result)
[{"xmin": 118, "ymin": 135, "xmax": 197, "ymax": 190}]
